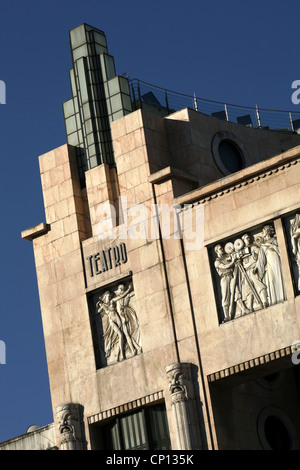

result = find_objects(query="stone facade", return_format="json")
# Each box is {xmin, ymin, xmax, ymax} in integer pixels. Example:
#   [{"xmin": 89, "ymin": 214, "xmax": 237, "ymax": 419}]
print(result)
[
  {"xmin": 5, "ymin": 24, "xmax": 300, "ymax": 450},
  {"xmin": 17, "ymin": 108, "xmax": 300, "ymax": 450}
]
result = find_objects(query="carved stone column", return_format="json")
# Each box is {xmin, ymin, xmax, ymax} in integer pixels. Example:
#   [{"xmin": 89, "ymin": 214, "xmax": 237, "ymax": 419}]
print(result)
[
  {"xmin": 165, "ymin": 362, "xmax": 195, "ymax": 450},
  {"xmin": 56, "ymin": 403, "xmax": 85, "ymax": 450}
]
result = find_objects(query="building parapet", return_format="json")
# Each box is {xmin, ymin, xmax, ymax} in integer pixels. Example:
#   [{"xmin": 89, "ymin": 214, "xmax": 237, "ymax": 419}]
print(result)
[
  {"xmin": 130, "ymin": 78, "xmax": 300, "ymax": 133},
  {"xmin": 0, "ymin": 423, "xmax": 56, "ymax": 451}
]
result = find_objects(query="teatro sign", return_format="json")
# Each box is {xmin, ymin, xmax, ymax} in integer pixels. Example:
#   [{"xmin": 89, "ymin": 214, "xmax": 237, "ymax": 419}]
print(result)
[{"xmin": 86, "ymin": 242, "xmax": 128, "ymax": 278}]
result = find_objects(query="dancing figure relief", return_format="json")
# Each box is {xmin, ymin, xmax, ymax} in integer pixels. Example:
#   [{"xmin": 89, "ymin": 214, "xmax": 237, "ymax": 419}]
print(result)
[
  {"xmin": 214, "ymin": 225, "xmax": 286, "ymax": 322},
  {"xmin": 96, "ymin": 282, "xmax": 142, "ymax": 364},
  {"xmin": 290, "ymin": 213, "xmax": 300, "ymax": 291}
]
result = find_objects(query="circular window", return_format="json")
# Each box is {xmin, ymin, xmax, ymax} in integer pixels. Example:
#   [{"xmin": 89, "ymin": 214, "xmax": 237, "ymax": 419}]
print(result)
[
  {"xmin": 211, "ymin": 131, "xmax": 249, "ymax": 176},
  {"xmin": 264, "ymin": 415, "xmax": 291, "ymax": 450},
  {"xmin": 218, "ymin": 140, "xmax": 244, "ymax": 173},
  {"xmin": 257, "ymin": 407, "xmax": 298, "ymax": 450}
]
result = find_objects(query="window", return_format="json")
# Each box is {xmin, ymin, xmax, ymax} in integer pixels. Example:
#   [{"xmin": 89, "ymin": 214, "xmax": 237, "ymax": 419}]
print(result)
[
  {"xmin": 257, "ymin": 407, "xmax": 297, "ymax": 450},
  {"xmin": 263, "ymin": 415, "xmax": 291, "ymax": 450},
  {"xmin": 218, "ymin": 139, "xmax": 244, "ymax": 173},
  {"xmin": 101, "ymin": 404, "xmax": 171, "ymax": 450},
  {"xmin": 211, "ymin": 131, "xmax": 248, "ymax": 176}
]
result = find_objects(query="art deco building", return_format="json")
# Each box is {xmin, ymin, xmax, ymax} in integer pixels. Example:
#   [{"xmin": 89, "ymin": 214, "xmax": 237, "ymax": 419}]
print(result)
[{"xmin": 2, "ymin": 23, "xmax": 300, "ymax": 450}]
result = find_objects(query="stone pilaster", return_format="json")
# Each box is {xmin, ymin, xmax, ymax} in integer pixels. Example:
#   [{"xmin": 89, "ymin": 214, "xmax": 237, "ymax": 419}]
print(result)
[
  {"xmin": 165, "ymin": 362, "xmax": 196, "ymax": 450},
  {"xmin": 56, "ymin": 403, "xmax": 86, "ymax": 450}
]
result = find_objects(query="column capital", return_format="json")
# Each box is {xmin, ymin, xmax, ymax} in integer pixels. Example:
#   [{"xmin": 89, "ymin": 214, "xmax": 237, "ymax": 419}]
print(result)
[
  {"xmin": 165, "ymin": 362, "xmax": 193, "ymax": 403},
  {"xmin": 56, "ymin": 403, "xmax": 85, "ymax": 450}
]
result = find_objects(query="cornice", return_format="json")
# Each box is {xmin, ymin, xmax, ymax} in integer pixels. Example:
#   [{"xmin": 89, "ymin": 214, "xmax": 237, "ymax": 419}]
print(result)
[
  {"xmin": 88, "ymin": 390, "xmax": 164, "ymax": 424},
  {"xmin": 207, "ymin": 343, "xmax": 300, "ymax": 383}
]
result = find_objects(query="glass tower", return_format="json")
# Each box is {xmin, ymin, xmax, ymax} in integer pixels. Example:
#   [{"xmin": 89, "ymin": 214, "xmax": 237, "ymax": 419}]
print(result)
[{"xmin": 63, "ymin": 23, "xmax": 132, "ymax": 185}]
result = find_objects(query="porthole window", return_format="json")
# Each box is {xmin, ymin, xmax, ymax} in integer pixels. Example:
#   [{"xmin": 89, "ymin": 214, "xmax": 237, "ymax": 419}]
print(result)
[
  {"xmin": 264, "ymin": 415, "xmax": 291, "ymax": 450},
  {"xmin": 218, "ymin": 140, "xmax": 244, "ymax": 173},
  {"xmin": 257, "ymin": 407, "xmax": 298, "ymax": 450},
  {"xmin": 211, "ymin": 131, "xmax": 249, "ymax": 176}
]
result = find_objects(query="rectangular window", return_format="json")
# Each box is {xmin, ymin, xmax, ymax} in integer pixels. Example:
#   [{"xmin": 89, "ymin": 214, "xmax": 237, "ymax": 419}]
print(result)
[{"xmin": 100, "ymin": 404, "xmax": 171, "ymax": 450}]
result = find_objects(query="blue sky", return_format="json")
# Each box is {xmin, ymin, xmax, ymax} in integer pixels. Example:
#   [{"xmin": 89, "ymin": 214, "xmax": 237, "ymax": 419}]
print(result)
[{"xmin": 0, "ymin": 0, "xmax": 299, "ymax": 443}]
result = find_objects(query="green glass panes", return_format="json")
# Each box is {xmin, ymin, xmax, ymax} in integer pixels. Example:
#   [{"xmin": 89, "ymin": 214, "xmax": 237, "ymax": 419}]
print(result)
[{"xmin": 103, "ymin": 404, "xmax": 171, "ymax": 451}]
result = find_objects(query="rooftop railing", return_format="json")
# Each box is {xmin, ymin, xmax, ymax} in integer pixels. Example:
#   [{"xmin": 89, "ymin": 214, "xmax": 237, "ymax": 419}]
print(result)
[{"xmin": 129, "ymin": 78, "xmax": 300, "ymax": 133}]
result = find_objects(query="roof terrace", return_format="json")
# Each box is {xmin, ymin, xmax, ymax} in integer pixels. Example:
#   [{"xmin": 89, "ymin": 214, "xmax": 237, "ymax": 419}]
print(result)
[{"xmin": 129, "ymin": 78, "xmax": 300, "ymax": 133}]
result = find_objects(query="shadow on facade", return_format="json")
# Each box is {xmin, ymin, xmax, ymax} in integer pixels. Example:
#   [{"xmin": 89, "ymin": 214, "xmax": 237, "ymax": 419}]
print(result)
[{"xmin": 209, "ymin": 363, "xmax": 300, "ymax": 450}]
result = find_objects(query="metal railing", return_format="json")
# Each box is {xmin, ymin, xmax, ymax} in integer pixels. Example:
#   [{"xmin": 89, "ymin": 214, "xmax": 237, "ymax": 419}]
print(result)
[{"xmin": 129, "ymin": 78, "xmax": 300, "ymax": 133}]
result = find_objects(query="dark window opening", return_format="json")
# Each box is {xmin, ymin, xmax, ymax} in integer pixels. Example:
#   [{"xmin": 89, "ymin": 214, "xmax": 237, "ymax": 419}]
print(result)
[
  {"xmin": 264, "ymin": 415, "xmax": 291, "ymax": 450},
  {"xmin": 218, "ymin": 139, "xmax": 244, "ymax": 173},
  {"xmin": 90, "ymin": 403, "xmax": 171, "ymax": 450}
]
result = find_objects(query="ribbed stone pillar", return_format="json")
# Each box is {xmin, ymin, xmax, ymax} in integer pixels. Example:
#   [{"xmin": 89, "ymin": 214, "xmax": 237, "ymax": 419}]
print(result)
[{"xmin": 165, "ymin": 362, "xmax": 194, "ymax": 450}]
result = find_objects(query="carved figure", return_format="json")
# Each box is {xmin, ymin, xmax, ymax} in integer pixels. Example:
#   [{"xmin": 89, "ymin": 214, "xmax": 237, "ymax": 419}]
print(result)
[
  {"xmin": 214, "ymin": 225, "xmax": 285, "ymax": 322},
  {"xmin": 255, "ymin": 225, "xmax": 286, "ymax": 305},
  {"xmin": 115, "ymin": 284, "xmax": 142, "ymax": 356},
  {"xmin": 241, "ymin": 234, "xmax": 268, "ymax": 311},
  {"xmin": 214, "ymin": 244, "xmax": 235, "ymax": 322},
  {"xmin": 290, "ymin": 213, "xmax": 300, "ymax": 290},
  {"xmin": 96, "ymin": 282, "xmax": 142, "ymax": 363},
  {"xmin": 224, "ymin": 240, "xmax": 251, "ymax": 319}
]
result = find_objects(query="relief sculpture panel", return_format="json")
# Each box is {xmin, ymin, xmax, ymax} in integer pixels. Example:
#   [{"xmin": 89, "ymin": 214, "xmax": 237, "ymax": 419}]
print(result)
[
  {"xmin": 90, "ymin": 278, "xmax": 142, "ymax": 367},
  {"xmin": 290, "ymin": 213, "xmax": 300, "ymax": 292},
  {"xmin": 212, "ymin": 224, "xmax": 286, "ymax": 323}
]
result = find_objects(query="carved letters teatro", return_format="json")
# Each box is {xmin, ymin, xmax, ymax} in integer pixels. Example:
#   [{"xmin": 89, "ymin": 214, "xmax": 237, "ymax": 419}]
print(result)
[{"xmin": 85, "ymin": 242, "xmax": 128, "ymax": 277}]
